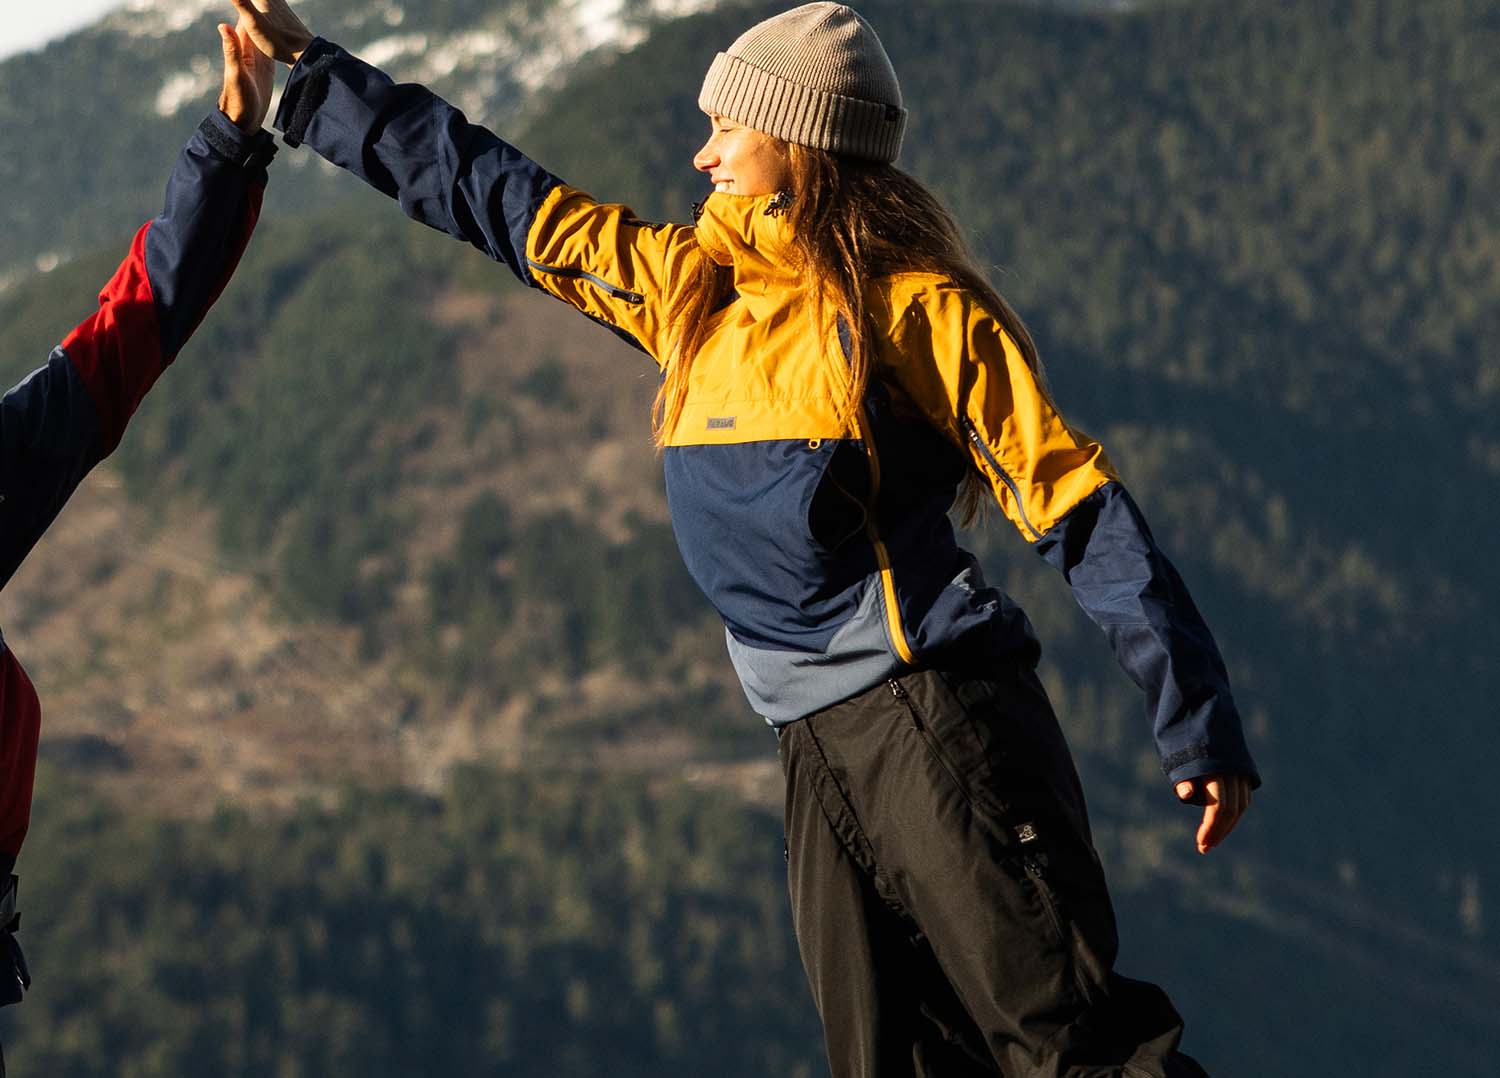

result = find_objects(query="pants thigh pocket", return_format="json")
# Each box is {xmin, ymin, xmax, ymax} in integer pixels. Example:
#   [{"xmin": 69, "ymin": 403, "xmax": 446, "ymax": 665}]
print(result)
[
  {"xmin": 938, "ymin": 670, "xmax": 1120, "ymax": 1005},
  {"xmin": 1016, "ymin": 836, "xmax": 1118, "ymax": 1008}
]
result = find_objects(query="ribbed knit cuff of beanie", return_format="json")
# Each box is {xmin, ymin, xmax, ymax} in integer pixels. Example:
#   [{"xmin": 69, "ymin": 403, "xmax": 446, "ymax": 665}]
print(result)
[{"xmin": 697, "ymin": 2, "xmax": 907, "ymax": 163}]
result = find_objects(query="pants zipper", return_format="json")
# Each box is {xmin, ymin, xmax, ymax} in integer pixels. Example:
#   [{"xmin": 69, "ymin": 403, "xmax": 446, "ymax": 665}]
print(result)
[
  {"xmin": 889, "ymin": 679, "xmax": 974, "ymax": 807},
  {"xmin": 892, "ymin": 678, "xmax": 1092, "ymax": 1004}
]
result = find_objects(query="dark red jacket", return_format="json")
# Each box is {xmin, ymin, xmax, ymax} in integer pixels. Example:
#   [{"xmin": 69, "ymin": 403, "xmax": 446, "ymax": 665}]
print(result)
[{"xmin": 0, "ymin": 112, "xmax": 273, "ymax": 1002}]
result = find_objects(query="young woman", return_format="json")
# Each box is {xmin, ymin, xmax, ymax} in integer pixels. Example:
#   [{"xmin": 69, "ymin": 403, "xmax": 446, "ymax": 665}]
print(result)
[{"xmin": 231, "ymin": 2, "xmax": 1260, "ymax": 1074}]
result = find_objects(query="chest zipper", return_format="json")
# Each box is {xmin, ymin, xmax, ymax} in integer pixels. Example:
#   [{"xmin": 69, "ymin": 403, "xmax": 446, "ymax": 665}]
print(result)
[
  {"xmin": 525, "ymin": 259, "xmax": 645, "ymax": 304},
  {"xmin": 961, "ymin": 418, "xmax": 1042, "ymax": 541},
  {"xmin": 857, "ymin": 406, "xmax": 915, "ymax": 664}
]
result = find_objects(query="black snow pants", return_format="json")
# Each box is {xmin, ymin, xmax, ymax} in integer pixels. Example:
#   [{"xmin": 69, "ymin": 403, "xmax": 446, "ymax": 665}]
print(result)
[{"xmin": 777, "ymin": 663, "xmax": 1209, "ymax": 1078}]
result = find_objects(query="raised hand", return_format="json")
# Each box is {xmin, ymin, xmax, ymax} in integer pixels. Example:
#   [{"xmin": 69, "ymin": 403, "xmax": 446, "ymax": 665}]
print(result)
[
  {"xmin": 228, "ymin": 0, "xmax": 314, "ymax": 66},
  {"xmin": 218, "ymin": 20, "xmax": 274, "ymax": 132},
  {"xmin": 1174, "ymin": 772, "xmax": 1254, "ymax": 854}
]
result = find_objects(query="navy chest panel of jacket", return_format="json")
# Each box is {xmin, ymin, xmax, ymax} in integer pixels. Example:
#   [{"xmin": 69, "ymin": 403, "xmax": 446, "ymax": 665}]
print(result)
[{"xmin": 664, "ymin": 437, "xmax": 876, "ymax": 651}]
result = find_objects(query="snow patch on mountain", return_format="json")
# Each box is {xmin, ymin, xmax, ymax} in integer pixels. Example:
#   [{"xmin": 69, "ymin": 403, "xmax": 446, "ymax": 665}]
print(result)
[
  {"xmin": 140, "ymin": 0, "xmax": 723, "ymax": 121},
  {"xmin": 115, "ymin": 0, "xmax": 221, "ymax": 38},
  {"xmin": 360, "ymin": 33, "xmax": 430, "ymax": 69},
  {"xmin": 154, "ymin": 54, "xmax": 216, "ymax": 116},
  {"xmin": 509, "ymin": 0, "xmax": 720, "ymax": 93}
]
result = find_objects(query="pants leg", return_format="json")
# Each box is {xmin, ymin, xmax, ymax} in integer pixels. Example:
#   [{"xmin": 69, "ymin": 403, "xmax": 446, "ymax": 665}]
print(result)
[
  {"xmin": 778, "ymin": 664, "xmax": 1207, "ymax": 1078},
  {"xmin": 781, "ymin": 718, "xmax": 1000, "ymax": 1078}
]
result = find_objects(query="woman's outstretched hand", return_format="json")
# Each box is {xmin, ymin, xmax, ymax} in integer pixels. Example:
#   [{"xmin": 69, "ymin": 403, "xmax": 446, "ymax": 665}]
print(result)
[
  {"xmin": 218, "ymin": 20, "xmax": 274, "ymax": 132},
  {"xmin": 1174, "ymin": 773, "xmax": 1253, "ymax": 854},
  {"xmin": 227, "ymin": 0, "xmax": 314, "ymax": 66}
]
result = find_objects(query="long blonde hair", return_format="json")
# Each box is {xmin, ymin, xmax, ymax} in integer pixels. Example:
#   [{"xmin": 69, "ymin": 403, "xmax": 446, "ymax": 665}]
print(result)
[{"xmin": 654, "ymin": 143, "xmax": 1039, "ymax": 525}]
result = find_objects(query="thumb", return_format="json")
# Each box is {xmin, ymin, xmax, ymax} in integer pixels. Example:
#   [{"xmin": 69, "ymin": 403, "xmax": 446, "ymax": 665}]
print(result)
[
  {"xmin": 219, "ymin": 23, "xmax": 241, "ymax": 72},
  {"xmin": 1175, "ymin": 780, "xmax": 1196, "ymax": 802}
]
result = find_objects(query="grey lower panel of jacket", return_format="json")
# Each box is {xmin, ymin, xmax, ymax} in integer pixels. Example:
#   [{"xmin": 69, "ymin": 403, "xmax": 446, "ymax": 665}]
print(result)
[{"xmin": 727, "ymin": 575, "xmax": 904, "ymax": 727}]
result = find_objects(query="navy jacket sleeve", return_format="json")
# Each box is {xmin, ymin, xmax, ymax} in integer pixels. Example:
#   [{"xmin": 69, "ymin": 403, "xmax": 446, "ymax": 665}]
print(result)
[
  {"xmin": 0, "ymin": 111, "xmax": 272, "ymax": 590},
  {"xmin": 1034, "ymin": 482, "xmax": 1261, "ymax": 789},
  {"xmin": 273, "ymin": 37, "xmax": 564, "ymax": 285}
]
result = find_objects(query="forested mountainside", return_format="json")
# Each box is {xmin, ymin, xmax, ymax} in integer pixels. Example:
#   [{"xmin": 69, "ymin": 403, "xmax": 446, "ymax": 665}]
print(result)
[{"xmin": 0, "ymin": 0, "xmax": 1497, "ymax": 1074}]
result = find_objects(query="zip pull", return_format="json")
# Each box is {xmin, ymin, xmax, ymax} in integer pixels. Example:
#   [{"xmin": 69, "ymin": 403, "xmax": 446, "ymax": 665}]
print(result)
[
  {"xmin": 961, "ymin": 417, "xmax": 1043, "ymax": 541},
  {"xmin": 888, "ymin": 679, "xmax": 922, "ymax": 729}
]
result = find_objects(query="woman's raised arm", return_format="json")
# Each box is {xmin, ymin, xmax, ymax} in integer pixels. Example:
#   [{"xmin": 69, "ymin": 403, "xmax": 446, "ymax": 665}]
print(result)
[{"xmin": 229, "ymin": 0, "xmax": 699, "ymax": 365}]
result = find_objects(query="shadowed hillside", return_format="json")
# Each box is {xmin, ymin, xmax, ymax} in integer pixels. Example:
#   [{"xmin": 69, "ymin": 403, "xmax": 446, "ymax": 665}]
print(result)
[{"xmin": 1, "ymin": 0, "xmax": 1496, "ymax": 1074}]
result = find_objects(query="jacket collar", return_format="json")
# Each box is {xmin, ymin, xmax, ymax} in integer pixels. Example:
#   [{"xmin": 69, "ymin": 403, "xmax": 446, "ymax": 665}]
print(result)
[{"xmin": 692, "ymin": 191, "xmax": 803, "ymax": 319}]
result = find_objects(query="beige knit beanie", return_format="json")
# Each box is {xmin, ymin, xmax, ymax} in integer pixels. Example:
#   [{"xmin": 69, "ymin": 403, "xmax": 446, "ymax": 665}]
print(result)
[{"xmin": 698, "ymin": 3, "xmax": 906, "ymax": 163}]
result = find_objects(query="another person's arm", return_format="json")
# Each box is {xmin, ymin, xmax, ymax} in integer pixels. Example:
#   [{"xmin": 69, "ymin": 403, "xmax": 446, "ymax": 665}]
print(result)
[
  {"xmin": 886, "ymin": 284, "xmax": 1260, "ymax": 853},
  {"xmin": 229, "ymin": 0, "xmax": 697, "ymax": 364},
  {"xmin": 0, "ymin": 28, "xmax": 275, "ymax": 588},
  {"xmin": 0, "ymin": 26, "xmax": 275, "ymax": 874}
]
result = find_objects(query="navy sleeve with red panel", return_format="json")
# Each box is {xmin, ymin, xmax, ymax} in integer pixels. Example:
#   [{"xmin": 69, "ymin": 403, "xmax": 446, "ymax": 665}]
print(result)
[
  {"xmin": 0, "ymin": 111, "xmax": 273, "ymax": 590},
  {"xmin": 0, "ymin": 112, "xmax": 274, "ymax": 1004}
]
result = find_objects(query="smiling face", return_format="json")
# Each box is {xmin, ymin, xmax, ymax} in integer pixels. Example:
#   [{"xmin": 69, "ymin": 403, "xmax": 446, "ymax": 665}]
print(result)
[{"xmin": 693, "ymin": 114, "xmax": 794, "ymax": 197}]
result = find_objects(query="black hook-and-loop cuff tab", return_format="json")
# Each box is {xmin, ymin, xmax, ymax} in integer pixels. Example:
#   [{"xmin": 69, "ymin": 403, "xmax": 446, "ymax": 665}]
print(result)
[
  {"xmin": 198, "ymin": 115, "xmax": 279, "ymax": 176},
  {"xmin": 0, "ymin": 876, "xmax": 29, "ymax": 1008}
]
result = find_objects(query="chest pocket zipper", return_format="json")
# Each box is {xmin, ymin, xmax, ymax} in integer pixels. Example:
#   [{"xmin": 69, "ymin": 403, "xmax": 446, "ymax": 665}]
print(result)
[
  {"xmin": 961, "ymin": 418, "xmax": 1042, "ymax": 541},
  {"xmin": 525, "ymin": 259, "xmax": 645, "ymax": 304}
]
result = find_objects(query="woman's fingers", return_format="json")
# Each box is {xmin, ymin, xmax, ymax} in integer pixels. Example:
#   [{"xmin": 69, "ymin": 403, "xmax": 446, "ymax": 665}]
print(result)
[
  {"xmin": 226, "ymin": 0, "xmax": 278, "ymax": 61},
  {"xmin": 1176, "ymin": 773, "xmax": 1253, "ymax": 854},
  {"xmin": 1197, "ymin": 779, "xmax": 1225, "ymax": 853},
  {"xmin": 1197, "ymin": 775, "xmax": 1251, "ymax": 854}
]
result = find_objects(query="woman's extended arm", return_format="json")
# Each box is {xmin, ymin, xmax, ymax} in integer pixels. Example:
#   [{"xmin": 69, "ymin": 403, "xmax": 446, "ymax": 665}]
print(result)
[
  {"xmin": 230, "ymin": 0, "xmax": 699, "ymax": 364},
  {"xmin": 883, "ymin": 283, "xmax": 1260, "ymax": 850}
]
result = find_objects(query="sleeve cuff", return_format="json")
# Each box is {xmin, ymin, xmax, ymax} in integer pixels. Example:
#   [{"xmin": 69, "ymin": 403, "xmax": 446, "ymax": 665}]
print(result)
[
  {"xmin": 199, "ymin": 111, "xmax": 278, "ymax": 179},
  {"xmin": 1162, "ymin": 744, "xmax": 1263, "ymax": 790},
  {"xmin": 274, "ymin": 36, "xmax": 341, "ymax": 147}
]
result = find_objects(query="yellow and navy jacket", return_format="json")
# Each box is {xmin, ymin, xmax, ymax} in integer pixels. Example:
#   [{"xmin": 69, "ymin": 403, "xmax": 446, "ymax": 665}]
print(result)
[
  {"xmin": 0, "ymin": 113, "xmax": 271, "ymax": 1001},
  {"xmin": 277, "ymin": 39, "xmax": 1259, "ymax": 790}
]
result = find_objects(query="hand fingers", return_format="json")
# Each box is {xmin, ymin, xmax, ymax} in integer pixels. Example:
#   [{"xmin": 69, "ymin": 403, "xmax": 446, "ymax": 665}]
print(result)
[
  {"xmin": 1197, "ymin": 776, "xmax": 1251, "ymax": 853},
  {"xmin": 229, "ymin": 0, "xmax": 285, "ymax": 34},
  {"xmin": 219, "ymin": 23, "xmax": 241, "ymax": 73},
  {"xmin": 236, "ymin": 23, "xmax": 260, "ymax": 66},
  {"xmin": 241, "ymin": 22, "xmax": 274, "ymax": 98},
  {"xmin": 1175, "ymin": 780, "xmax": 1194, "ymax": 802},
  {"xmin": 227, "ymin": 0, "xmax": 276, "ymax": 52}
]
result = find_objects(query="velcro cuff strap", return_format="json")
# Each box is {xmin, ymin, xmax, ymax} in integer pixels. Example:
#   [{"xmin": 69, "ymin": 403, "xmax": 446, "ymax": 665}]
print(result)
[
  {"xmin": 198, "ymin": 116, "xmax": 279, "ymax": 173},
  {"xmin": 281, "ymin": 48, "xmax": 339, "ymax": 148}
]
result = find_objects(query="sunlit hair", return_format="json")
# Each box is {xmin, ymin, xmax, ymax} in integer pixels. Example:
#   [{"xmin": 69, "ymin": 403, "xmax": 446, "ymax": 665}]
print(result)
[{"xmin": 655, "ymin": 141, "xmax": 1042, "ymax": 525}]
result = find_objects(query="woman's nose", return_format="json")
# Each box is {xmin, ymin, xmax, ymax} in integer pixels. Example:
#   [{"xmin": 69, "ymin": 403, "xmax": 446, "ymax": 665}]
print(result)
[{"xmin": 693, "ymin": 139, "xmax": 718, "ymax": 173}]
